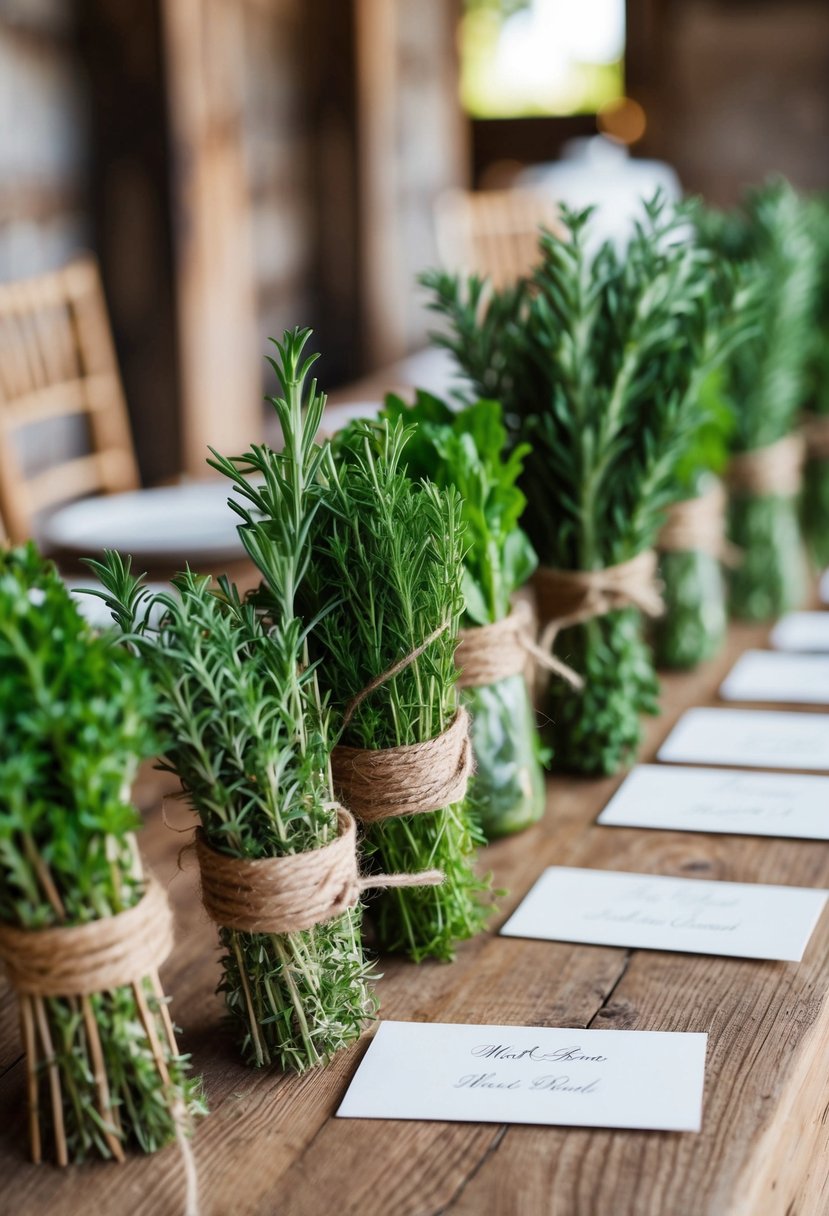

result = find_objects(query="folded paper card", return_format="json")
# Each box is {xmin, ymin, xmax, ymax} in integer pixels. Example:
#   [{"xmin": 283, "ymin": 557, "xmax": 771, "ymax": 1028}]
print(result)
[
  {"xmin": 500, "ymin": 867, "xmax": 827, "ymax": 961},
  {"xmin": 720, "ymin": 650, "xmax": 829, "ymax": 705},
  {"xmin": 336, "ymin": 1020, "xmax": 707, "ymax": 1133},
  {"xmin": 771, "ymin": 612, "xmax": 829, "ymax": 653},
  {"xmin": 658, "ymin": 708, "xmax": 829, "ymax": 771},
  {"xmin": 598, "ymin": 764, "xmax": 829, "ymax": 841}
]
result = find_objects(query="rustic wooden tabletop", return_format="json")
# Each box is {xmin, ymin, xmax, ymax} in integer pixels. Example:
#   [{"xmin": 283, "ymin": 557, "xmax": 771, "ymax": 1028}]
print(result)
[{"xmin": 2, "ymin": 614, "xmax": 828, "ymax": 1216}]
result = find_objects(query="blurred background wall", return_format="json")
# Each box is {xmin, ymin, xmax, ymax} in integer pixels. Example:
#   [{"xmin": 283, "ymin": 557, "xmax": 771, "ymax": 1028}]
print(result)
[{"xmin": 0, "ymin": 0, "xmax": 827, "ymax": 480}]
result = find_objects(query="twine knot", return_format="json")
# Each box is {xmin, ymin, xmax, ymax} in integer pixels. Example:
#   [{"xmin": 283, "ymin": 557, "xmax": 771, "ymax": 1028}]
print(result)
[{"xmin": 456, "ymin": 598, "xmax": 582, "ymax": 690}]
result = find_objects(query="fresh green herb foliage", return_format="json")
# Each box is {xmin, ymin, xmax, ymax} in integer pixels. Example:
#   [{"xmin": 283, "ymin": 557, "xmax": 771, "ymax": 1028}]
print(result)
[
  {"xmin": 0, "ymin": 544, "xmax": 204, "ymax": 1161},
  {"xmin": 696, "ymin": 180, "xmax": 817, "ymax": 617},
  {"xmin": 88, "ymin": 558, "xmax": 374, "ymax": 1072},
  {"xmin": 653, "ymin": 548, "xmax": 728, "ymax": 670},
  {"xmin": 307, "ymin": 419, "xmax": 491, "ymax": 959},
  {"xmin": 803, "ymin": 195, "xmax": 829, "ymax": 567},
  {"xmin": 381, "ymin": 392, "xmax": 544, "ymax": 836},
  {"xmin": 92, "ymin": 331, "xmax": 375, "ymax": 1071},
  {"xmin": 423, "ymin": 197, "xmax": 746, "ymax": 773}
]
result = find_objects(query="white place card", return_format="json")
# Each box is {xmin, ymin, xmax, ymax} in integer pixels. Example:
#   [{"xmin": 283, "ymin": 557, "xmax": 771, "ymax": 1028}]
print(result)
[
  {"xmin": 337, "ymin": 1020, "xmax": 707, "ymax": 1133},
  {"xmin": 771, "ymin": 612, "xmax": 829, "ymax": 653},
  {"xmin": 720, "ymin": 650, "xmax": 829, "ymax": 705},
  {"xmin": 658, "ymin": 708, "xmax": 829, "ymax": 771},
  {"xmin": 598, "ymin": 764, "xmax": 829, "ymax": 841},
  {"xmin": 500, "ymin": 867, "xmax": 827, "ymax": 961}
]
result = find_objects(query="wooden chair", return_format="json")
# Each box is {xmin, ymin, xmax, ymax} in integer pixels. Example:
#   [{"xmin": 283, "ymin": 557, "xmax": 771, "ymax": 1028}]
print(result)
[
  {"xmin": 0, "ymin": 257, "xmax": 140, "ymax": 544},
  {"xmin": 434, "ymin": 187, "xmax": 565, "ymax": 289}
]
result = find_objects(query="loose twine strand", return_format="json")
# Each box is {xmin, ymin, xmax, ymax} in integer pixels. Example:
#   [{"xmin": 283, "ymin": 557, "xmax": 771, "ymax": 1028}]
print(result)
[
  {"xmin": 658, "ymin": 480, "xmax": 741, "ymax": 567},
  {"xmin": 533, "ymin": 549, "xmax": 664, "ymax": 689},
  {"xmin": 726, "ymin": 434, "xmax": 805, "ymax": 498},
  {"xmin": 455, "ymin": 598, "xmax": 582, "ymax": 690},
  {"xmin": 196, "ymin": 807, "xmax": 443, "ymax": 936},
  {"xmin": 802, "ymin": 413, "xmax": 829, "ymax": 462},
  {"xmin": 341, "ymin": 620, "xmax": 450, "ymax": 729}
]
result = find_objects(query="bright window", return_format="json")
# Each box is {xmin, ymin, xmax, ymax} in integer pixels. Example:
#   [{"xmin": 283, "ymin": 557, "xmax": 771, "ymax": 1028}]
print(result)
[{"xmin": 460, "ymin": 0, "xmax": 625, "ymax": 118}]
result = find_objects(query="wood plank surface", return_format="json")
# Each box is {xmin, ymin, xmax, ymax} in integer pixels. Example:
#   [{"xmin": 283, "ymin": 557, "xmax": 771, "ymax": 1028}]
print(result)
[{"xmin": 2, "ymin": 615, "xmax": 829, "ymax": 1215}]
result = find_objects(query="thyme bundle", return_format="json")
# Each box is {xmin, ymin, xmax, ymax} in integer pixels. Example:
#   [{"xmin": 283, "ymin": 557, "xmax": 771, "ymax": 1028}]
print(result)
[
  {"xmin": 423, "ymin": 197, "xmax": 747, "ymax": 775},
  {"xmin": 382, "ymin": 391, "xmax": 546, "ymax": 838},
  {"xmin": 0, "ymin": 545, "xmax": 204, "ymax": 1164},
  {"xmin": 696, "ymin": 180, "xmax": 818, "ymax": 618},
  {"xmin": 93, "ymin": 331, "xmax": 375, "ymax": 1072}
]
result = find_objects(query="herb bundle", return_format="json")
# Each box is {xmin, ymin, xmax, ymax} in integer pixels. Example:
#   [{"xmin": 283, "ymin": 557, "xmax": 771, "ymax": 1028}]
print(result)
[
  {"xmin": 802, "ymin": 195, "xmax": 829, "ymax": 569},
  {"xmin": 382, "ymin": 391, "xmax": 545, "ymax": 838},
  {"xmin": 0, "ymin": 544, "xmax": 204, "ymax": 1164},
  {"xmin": 424, "ymin": 197, "xmax": 746, "ymax": 775},
  {"xmin": 92, "ymin": 333, "xmax": 375, "ymax": 1073},
  {"xmin": 653, "ymin": 375, "xmax": 735, "ymax": 669},
  {"xmin": 696, "ymin": 180, "xmax": 818, "ymax": 618}
]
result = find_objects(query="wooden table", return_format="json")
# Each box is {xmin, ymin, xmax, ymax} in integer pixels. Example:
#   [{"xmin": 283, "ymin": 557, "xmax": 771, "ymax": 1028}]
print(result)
[{"xmin": 3, "ymin": 616, "xmax": 829, "ymax": 1216}]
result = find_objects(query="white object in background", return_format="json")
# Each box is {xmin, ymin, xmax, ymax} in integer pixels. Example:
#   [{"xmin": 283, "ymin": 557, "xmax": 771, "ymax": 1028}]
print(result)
[
  {"xmin": 771, "ymin": 612, "xmax": 829, "ymax": 653},
  {"xmin": 658, "ymin": 708, "xmax": 829, "ymax": 772},
  {"xmin": 42, "ymin": 481, "xmax": 247, "ymax": 565},
  {"xmin": 337, "ymin": 1020, "xmax": 707, "ymax": 1134},
  {"xmin": 820, "ymin": 570, "xmax": 829, "ymax": 605},
  {"xmin": 598, "ymin": 764, "xmax": 829, "ymax": 842},
  {"xmin": 500, "ymin": 867, "xmax": 828, "ymax": 962},
  {"xmin": 64, "ymin": 578, "xmax": 170, "ymax": 632},
  {"xmin": 720, "ymin": 650, "xmax": 829, "ymax": 705},
  {"xmin": 517, "ymin": 136, "xmax": 682, "ymax": 250}
]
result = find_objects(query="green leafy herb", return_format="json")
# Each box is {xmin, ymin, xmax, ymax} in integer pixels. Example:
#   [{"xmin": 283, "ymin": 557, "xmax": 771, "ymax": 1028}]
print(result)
[
  {"xmin": 382, "ymin": 391, "xmax": 545, "ymax": 837},
  {"xmin": 802, "ymin": 194, "xmax": 829, "ymax": 568},
  {"xmin": 0, "ymin": 544, "xmax": 204, "ymax": 1162},
  {"xmin": 91, "ymin": 329, "xmax": 375, "ymax": 1072},
  {"xmin": 423, "ymin": 196, "xmax": 746, "ymax": 774},
  {"xmin": 696, "ymin": 179, "xmax": 818, "ymax": 617}
]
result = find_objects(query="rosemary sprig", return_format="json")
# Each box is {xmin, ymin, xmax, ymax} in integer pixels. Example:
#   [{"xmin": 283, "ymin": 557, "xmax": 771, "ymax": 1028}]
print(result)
[
  {"xmin": 802, "ymin": 194, "xmax": 829, "ymax": 568},
  {"xmin": 423, "ymin": 196, "xmax": 749, "ymax": 773},
  {"xmin": 0, "ymin": 544, "xmax": 204, "ymax": 1162}
]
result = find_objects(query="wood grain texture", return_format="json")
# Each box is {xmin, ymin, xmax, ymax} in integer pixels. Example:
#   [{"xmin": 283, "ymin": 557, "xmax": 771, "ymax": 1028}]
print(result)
[{"xmin": 2, "ymin": 614, "xmax": 829, "ymax": 1215}]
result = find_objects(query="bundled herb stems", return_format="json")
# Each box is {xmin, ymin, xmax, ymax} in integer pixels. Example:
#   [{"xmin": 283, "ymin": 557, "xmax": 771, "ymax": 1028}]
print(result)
[
  {"xmin": 212, "ymin": 338, "xmax": 490, "ymax": 963},
  {"xmin": 0, "ymin": 545, "xmax": 204, "ymax": 1164},
  {"xmin": 697, "ymin": 180, "xmax": 818, "ymax": 619},
  {"xmin": 93, "ymin": 333, "xmax": 376, "ymax": 1072},
  {"xmin": 382, "ymin": 391, "xmax": 546, "ymax": 838},
  {"xmin": 424, "ymin": 197, "xmax": 749, "ymax": 775}
]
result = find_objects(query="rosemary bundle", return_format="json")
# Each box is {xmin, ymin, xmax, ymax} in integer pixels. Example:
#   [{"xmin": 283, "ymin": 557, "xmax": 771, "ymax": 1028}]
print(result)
[
  {"xmin": 382, "ymin": 390, "xmax": 546, "ymax": 838},
  {"xmin": 0, "ymin": 544, "xmax": 204, "ymax": 1164},
  {"xmin": 653, "ymin": 376, "xmax": 734, "ymax": 670},
  {"xmin": 423, "ymin": 198, "xmax": 745, "ymax": 775},
  {"xmin": 802, "ymin": 195, "xmax": 829, "ymax": 569},
  {"xmin": 92, "ymin": 335, "xmax": 375, "ymax": 1073},
  {"xmin": 697, "ymin": 180, "xmax": 818, "ymax": 618}
]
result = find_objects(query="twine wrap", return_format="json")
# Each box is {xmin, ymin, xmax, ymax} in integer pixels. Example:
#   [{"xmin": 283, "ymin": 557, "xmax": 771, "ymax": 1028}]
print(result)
[
  {"xmin": 533, "ymin": 550, "xmax": 664, "ymax": 689},
  {"xmin": 456, "ymin": 599, "xmax": 582, "ymax": 690},
  {"xmin": 0, "ymin": 877, "xmax": 173, "ymax": 998},
  {"xmin": 727, "ymin": 434, "xmax": 804, "ymax": 498},
  {"xmin": 658, "ymin": 481, "xmax": 740, "ymax": 566},
  {"xmin": 802, "ymin": 413, "xmax": 829, "ymax": 462},
  {"xmin": 331, "ymin": 708, "xmax": 473, "ymax": 825},
  {"xmin": 196, "ymin": 807, "xmax": 443, "ymax": 935}
]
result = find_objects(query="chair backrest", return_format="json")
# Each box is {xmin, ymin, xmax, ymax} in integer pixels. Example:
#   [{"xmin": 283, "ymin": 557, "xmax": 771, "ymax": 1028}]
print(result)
[
  {"xmin": 434, "ymin": 188, "xmax": 566, "ymax": 289},
  {"xmin": 0, "ymin": 257, "xmax": 140, "ymax": 543}
]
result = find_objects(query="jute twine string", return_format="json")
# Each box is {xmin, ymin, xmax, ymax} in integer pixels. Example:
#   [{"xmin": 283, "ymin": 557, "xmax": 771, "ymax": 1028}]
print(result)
[
  {"xmin": 0, "ymin": 877, "xmax": 196, "ymax": 1197},
  {"xmin": 802, "ymin": 413, "xmax": 829, "ymax": 461},
  {"xmin": 658, "ymin": 481, "xmax": 741, "ymax": 567},
  {"xmin": 196, "ymin": 806, "xmax": 443, "ymax": 935},
  {"xmin": 726, "ymin": 434, "xmax": 805, "ymax": 497},
  {"xmin": 332, "ymin": 708, "xmax": 472, "ymax": 824},
  {"xmin": 533, "ymin": 549, "xmax": 664, "ymax": 689},
  {"xmin": 455, "ymin": 598, "xmax": 581, "ymax": 690}
]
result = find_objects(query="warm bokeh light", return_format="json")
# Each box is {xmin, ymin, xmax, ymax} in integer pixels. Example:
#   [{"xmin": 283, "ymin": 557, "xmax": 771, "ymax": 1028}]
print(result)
[{"xmin": 598, "ymin": 96, "xmax": 647, "ymax": 145}]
